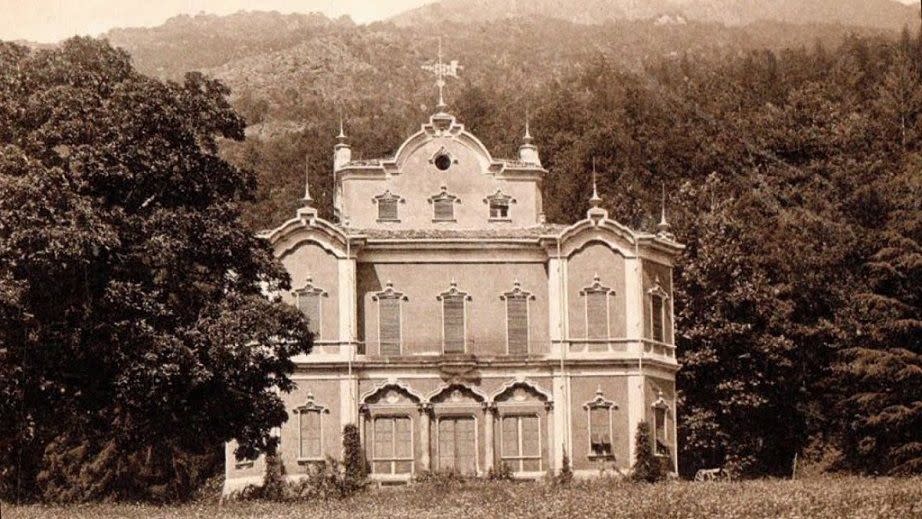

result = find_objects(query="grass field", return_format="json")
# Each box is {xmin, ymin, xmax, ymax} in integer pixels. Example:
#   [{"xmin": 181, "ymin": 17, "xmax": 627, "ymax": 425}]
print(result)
[{"xmin": 5, "ymin": 476, "xmax": 922, "ymax": 519}]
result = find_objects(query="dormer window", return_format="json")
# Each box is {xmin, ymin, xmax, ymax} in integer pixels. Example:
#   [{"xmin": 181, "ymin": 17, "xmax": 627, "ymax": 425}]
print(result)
[
  {"xmin": 429, "ymin": 186, "xmax": 459, "ymax": 222},
  {"xmin": 484, "ymin": 190, "xmax": 515, "ymax": 221},
  {"xmin": 373, "ymin": 190, "xmax": 403, "ymax": 222}
]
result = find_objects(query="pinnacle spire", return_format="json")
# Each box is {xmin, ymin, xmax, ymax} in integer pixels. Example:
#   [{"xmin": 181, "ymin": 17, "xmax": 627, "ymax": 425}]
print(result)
[
  {"xmin": 336, "ymin": 109, "xmax": 347, "ymax": 142},
  {"xmin": 589, "ymin": 158, "xmax": 603, "ymax": 208},
  {"xmin": 656, "ymin": 182, "xmax": 675, "ymax": 239},
  {"xmin": 302, "ymin": 161, "xmax": 313, "ymax": 206},
  {"xmin": 524, "ymin": 107, "xmax": 533, "ymax": 143}
]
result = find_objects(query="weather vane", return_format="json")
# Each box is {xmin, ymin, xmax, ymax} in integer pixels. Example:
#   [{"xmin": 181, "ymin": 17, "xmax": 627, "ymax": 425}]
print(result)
[{"xmin": 421, "ymin": 37, "xmax": 463, "ymax": 112}]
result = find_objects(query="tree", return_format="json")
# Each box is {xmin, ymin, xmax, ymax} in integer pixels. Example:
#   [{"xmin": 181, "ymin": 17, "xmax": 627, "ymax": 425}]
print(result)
[
  {"xmin": 631, "ymin": 421, "xmax": 665, "ymax": 483},
  {"xmin": 0, "ymin": 38, "xmax": 312, "ymax": 502},
  {"xmin": 834, "ymin": 158, "xmax": 922, "ymax": 475}
]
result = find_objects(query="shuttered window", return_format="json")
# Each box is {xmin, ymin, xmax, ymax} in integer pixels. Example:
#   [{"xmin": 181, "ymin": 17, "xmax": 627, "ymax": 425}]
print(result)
[
  {"xmin": 438, "ymin": 417, "xmax": 477, "ymax": 474},
  {"xmin": 500, "ymin": 415, "xmax": 541, "ymax": 472},
  {"xmin": 299, "ymin": 409, "xmax": 322, "ymax": 459},
  {"xmin": 298, "ymin": 292, "xmax": 322, "ymax": 340},
  {"xmin": 654, "ymin": 406, "xmax": 668, "ymax": 456},
  {"xmin": 586, "ymin": 292, "xmax": 608, "ymax": 340},
  {"xmin": 506, "ymin": 298, "xmax": 528, "ymax": 354},
  {"xmin": 434, "ymin": 198, "xmax": 454, "ymax": 220},
  {"xmin": 651, "ymin": 294, "xmax": 665, "ymax": 343},
  {"xmin": 589, "ymin": 406, "xmax": 612, "ymax": 457},
  {"xmin": 372, "ymin": 416, "xmax": 413, "ymax": 474},
  {"xmin": 379, "ymin": 298, "xmax": 401, "ymax": 356},
  {"xmin": 443, "ymin": 296, "xmax": 465, "ymax": 353},
  {"xmin": 489, "ymin": 200, "xmax": 509, "ymax": 219},
  {"xmin": 378, "ymin": 199, "xmax": 398, "ymax": 221}
]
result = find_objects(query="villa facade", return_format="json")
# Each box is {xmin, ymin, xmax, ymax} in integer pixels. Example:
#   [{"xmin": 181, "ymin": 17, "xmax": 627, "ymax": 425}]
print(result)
[{"xmin": 223, "ymin": 104, "xmax": 683, "ymax": 493}]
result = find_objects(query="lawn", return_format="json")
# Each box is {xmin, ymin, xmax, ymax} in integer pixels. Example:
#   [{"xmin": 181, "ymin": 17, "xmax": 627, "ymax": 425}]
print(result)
[{"xmin": 5, "ymin": 476, "xmax": 921, "ymax": 519}]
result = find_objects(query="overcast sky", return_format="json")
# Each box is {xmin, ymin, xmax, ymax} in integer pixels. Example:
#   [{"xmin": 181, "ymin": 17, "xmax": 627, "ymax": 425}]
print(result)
[
  {"xmin": 1, "ymin": 0, "xmax": 920, "ymax": 43},
  {"xmin": 0, "ymin": 0, "xmax": 438, "ymax": 43}
]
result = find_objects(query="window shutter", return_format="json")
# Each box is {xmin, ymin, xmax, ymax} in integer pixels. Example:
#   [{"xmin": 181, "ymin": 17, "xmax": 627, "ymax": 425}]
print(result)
[
  {"xmin": 586, "ymin": 292, "xmax": 608, "ymax": 339},
  {"xmin": 438, "ymin": 419, "xmax": 455, "ymax": 471},
  {"xmin": 394, "ymin": 417, "xmax": 412, "ymax": 458},
  {"xmin": 501, "ymin": 416, "xmax": 519, "ymax": 457},
  {"xmin": 379, "ymin": 298, "xmax": 401, "ymax": 355},
  {"xmin": 651, "ymin": 295, "xmax": 664, "ymax": 342},
  {"xmin": 506, "ymin": 298, "xmax": 528, "ymax": 354},
  {"xmin": 589, "ymin": 407, "xmax": 610, "ymax": 445},
  {"xmin": 655, "ymin": 407, "xmax": 667, "ymax": 444},
  {"xmin": 434, "ymin": 198, "xmax": 454, "ymax": 220},
  {"xmin": 521, "ymin": 415, "xmax": 540, "ymax": 457},
  {"xmin": 300, "ymin": 410, "xmax": 321, "ymax": 458},
  {"xmin": 298, "ymin": 293, "xmax": 321, "ymax": 339},
  {"xmin": 378, "ymin": 199, "xmax": 398, "ymax": 221},
  {"xmin": 443, "ymin": 296, "xmax": 465, "ymax": 353}
]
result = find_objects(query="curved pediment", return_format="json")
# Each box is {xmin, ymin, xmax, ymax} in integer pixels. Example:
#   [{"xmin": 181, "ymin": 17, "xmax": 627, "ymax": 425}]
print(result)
[
  {"xmin": 387, "ymin": 112, "xmax": 497, "ymax": 175},
  {"xmin": 262, "ymin": 207, "xmax": 353, "ymax": 259}
]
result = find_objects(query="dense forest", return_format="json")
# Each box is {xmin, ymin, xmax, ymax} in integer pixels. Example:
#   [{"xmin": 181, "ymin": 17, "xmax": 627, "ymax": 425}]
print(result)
[{"xmin": 1, "ymin": 6, "xmax": 920, "ymax": 503}]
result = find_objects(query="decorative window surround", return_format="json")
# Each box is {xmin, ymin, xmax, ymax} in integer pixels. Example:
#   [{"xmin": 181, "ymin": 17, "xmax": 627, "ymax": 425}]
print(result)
[
  {"xmin": 428, "ymin": 185, "xmax": 460, "ymax": 222},
  {"xmin": 652, "ymin": 389, "xmax": 671, "ymax": 458},
  {"xmin": 648, "ymin": 276, "xmax": 670, "ymax": 344},
  {"xmin": 372, "ymin": 281, "xmax": 408, "ymax": 356},
  {"xmin": 372, "ymin": 190, "xmax": 404, "ymax": 222},
  {"xmin": 500, "ymin": 280, "xmax": 535, "ymax": 355},
  {"xmin": 293, "ymin": 277, "xmax": 329, "ymax": 340},
  {"xmin": 483, "ymin": 189, "xmax": 516, "ymax": 221},
  {"xmin": 294, "ymin": 391, "xmax": 329, "ymax": 463},
  {"xmin": 580, "ymin": 274, "xmax": 616, "ymax": 340},
  {"xmin": 437, "ymin": 280, "xmax": 471, "ymax": 354},
  {"xmin": 583, "ymin": 386, "xmax": 618, "ymax": 460}
]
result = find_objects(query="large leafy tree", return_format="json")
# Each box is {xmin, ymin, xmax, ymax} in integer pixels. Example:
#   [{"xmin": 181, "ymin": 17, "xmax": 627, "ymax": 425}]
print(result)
[{"xmin": 0, "ymin": 38, "xmax": 311, "ymax": 502}]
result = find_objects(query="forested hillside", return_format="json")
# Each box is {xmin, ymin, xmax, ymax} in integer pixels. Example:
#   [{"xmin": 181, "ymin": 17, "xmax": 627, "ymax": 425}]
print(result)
[{"xmin": 101, "ymin": 9, "xmax": 922, "ymax": 477}]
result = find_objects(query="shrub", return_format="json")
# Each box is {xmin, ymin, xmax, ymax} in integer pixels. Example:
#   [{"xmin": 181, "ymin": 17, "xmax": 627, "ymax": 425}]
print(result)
[
  {"xmin": 488, "ymin": 461, "xmax": 515, "ymax": 481},
  {"xmin": 341, "ymin": 424, "xmax": 367, "ymax": 495},
  {"xmin": 631, "ymin": 421, "xmax": 665, "ymax": 483},
  {"xmin": 556, "ymin": 449, "xmax": 573, "ymax": 486}
]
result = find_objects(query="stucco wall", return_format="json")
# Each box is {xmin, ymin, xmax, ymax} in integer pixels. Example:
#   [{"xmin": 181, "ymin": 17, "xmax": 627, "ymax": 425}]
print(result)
[
  {"xmin": 568, "ymin": 375, "xmax": 631, "ymax": 472},
  {"xmin": 342, "ymin": 137, "xmax": 540, "ymax": 229},
  {"xmin": 567, "ymin": 242, "xmax": 628, "ymax": 340},
  {"xmin": 280, "ymin": 243, "xmax": 340, "ymax": 341},
  {"xmin": 357, "ymin": 262, "xmax": 550, "ymax": 356},
  {"xmin": 276, "ymin": 380, "xmax": 343, "ymax": 475}
]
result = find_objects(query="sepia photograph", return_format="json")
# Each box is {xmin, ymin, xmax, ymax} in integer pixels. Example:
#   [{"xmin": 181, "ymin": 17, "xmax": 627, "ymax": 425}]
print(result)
[{"xmin": 0, "ymin": 1, "xmax": 920, "ymax": 517}]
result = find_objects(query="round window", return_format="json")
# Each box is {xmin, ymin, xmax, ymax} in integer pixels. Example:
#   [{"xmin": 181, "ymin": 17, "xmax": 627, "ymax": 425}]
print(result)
[{"xmin": 434, "ymin": 154, "xmax": 452, "ymax": 171}]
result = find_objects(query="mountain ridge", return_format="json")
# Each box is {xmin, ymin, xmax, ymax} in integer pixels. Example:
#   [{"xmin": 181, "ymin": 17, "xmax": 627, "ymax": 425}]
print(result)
[{"xmin": 391, "ymin": 0, "xmax": 920, "ymax": 31}]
